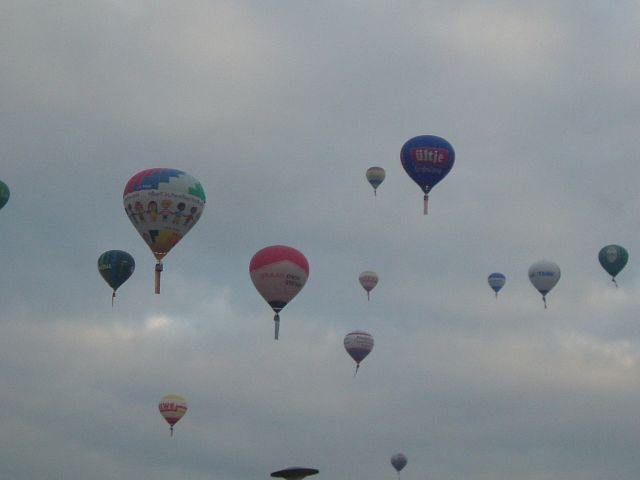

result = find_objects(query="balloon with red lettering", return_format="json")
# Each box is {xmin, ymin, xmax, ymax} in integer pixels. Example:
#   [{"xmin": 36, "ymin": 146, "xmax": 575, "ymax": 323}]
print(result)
[
  {"xmin": 250, "ymin": 245, "xmax": 309, "ymax": 340},
  {"xmin": 97, "ymin": 250, "xmax": 135, "ymax": 306},
  {"xmin": 598, "ymin": 245, "xmax": 628, "ymax": 287},
  {"xmin": 0, "ymin": 180, "xmax": 9, "ymax": 210},
  {"xmin": 344, "ymin": 330, "xmax": 374, "ymax": 376},
  {"xmin": 366, "ymin": 167, "xmax": 386, "ymax": 196},
  {"xmin": 487, "ymin": 272, "xmax": 506, "ymax": 298},
  {"xmin": 400, "ymin": 135, "xmax": 455, "ymax": 214},
  {"xmin": 391, "ymin": 453, "xmax": 408, "ymax": 478},
  {"xmin": 158, "ymin": 394, "xmax": 187, "ymax": 436},
  {"xmin": 123, "ymin": 169, "xmax": 205, "ymax": 294},
  {"xmin": 359, "ymin": 271, "xmax": 379, "ymax": 300},
  {"xmin": 528, "ymin": 260, "xmax": 560, "ymax": 309}
]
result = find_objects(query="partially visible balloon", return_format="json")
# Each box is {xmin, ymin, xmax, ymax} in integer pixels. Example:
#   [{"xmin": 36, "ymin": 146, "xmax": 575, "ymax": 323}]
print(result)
[
  {"xmin": 528, "ymin": 260, "xmax": 561, "ymax": 308},
  {"xmin": 366, "ymin": 167, "xmax": 386, "ymax": 196},
  {"xmin": 158, "ymin": 394, "xmax": 187, "ymax": 436},
  {"xmin": 97, "ymin": 250, "xmax": 135, "ymax": 305},
  {"xmin": 250, "ymin": 245, "xmax": 309, "ymax": 340},
  {"xmin": 0, "ymin": 180, "xmax": 9, "ymax": 210},
  {"xmin": 344, "ymin": 330, "xmax": 374, "ymax": 376},
  {"xmin": 487, "ymin": 272, "xmax": 506, "ymax": 298},
  {"xmin": 359, "ymin": 271, "xmax": 379, "ymax": 300},
  {"xmin": 391, "ymin": 453, "xmax": 408, "ymax": 477},
  {"xmin": 400, "ymin": 135, "xmax": 454, "ymax": 214},
  {"xmin": 123, "ymin": 169, "xmax": 205, "ymax": 294},
  {"xmin": 271, "ymin": 467, "xmax": 319, "ymax": 480},
  {"xmin": 598, "ymin": 245, "xmax": 628, "ymax": 287}
]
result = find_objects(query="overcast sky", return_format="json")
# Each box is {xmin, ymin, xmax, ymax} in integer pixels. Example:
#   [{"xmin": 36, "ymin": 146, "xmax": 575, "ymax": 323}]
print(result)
[{"xmin": 2, "ymin": 1, "xmax": 640, "ymax": 479}]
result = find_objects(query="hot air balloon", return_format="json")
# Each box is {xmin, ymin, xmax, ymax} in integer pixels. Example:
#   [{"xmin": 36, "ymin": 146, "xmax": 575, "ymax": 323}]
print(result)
[
  {"xmin": 250, "ymin": 245, "xmax": 309, "ymax": 340},
  {"xmin": 159, "ymin": 394, "xmax": 187, "ymax": 436},
  {"xmin": 97, "ymin": 250, "xmax": 135, "ymax": 305},
  {"xmin": 271, "ymin": 467, "xmax": 319, "ymax": 480},
  {"xmin": 528, "ymin": 260, "xmax": 560, "ymax": 308},
  {"xmin": 487, "ymin": 272, "xmax": 506, "ymax": 298},
  {"xmin": 400, "ymin": 135, "xmax": 454, "ymax": 214},
  {"xmin": 359, "ymin": 271, "xmax": 379, "ymax": 300},
  {"xmin": 366, "ymin": 167, "xmax": 386, "ymax": 196},
  {"xmin": 598, "ymin": 245, "xmax": 628, "ymax": 287},
  {"xmin": 391, "ymin": 453, "xmax": 407, "ymax": 479},
  {"xmin": 0, "ymin": 180, "xmax": 9, "ymax": 210},
  {"xmin": 123, "ymin": 168, "xmax": 205, "ymax": 294},
  {"xmin": 344, "ymin": 330, "xmax": 374, "ymax": 376}
]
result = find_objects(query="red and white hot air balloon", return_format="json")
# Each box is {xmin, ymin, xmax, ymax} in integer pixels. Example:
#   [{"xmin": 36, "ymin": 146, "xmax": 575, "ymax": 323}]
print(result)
[
  {"xmin": 344, "ymin": 330, "xmax": 374, "ymax": 376},
  {"xmin": 358, "ymin": 271, "xmax": 379, "ymax": 300},
  {"xmin": 158, "ymin": 394, "xmax": 187, "ymax": 436},
  {"xmin": 249, "ymin": 245, "xmax": 309, "ymax": 340}
]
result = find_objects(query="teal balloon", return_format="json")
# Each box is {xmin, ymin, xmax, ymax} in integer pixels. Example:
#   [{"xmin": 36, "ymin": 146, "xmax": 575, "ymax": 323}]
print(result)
[
  {"xmin": 0, "ymin": 180, "xmax": 9, "ymax": 210},
  {"xmin": 98, "ymin": 250, "xmax": 135, "ymax": 293},
  {"xmin": 598, "ymin": 245, "xmax": 628, "ymax": 282}
]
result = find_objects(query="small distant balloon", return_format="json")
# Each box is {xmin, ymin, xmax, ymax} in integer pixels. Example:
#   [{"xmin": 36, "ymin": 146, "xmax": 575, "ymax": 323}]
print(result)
[
  {"xmin": 250, "ymin": 245, "xmax": 309, "ymax": 340},
  {"xmin": 344, "ymin": 330, "xmax": 374, "ymax": 376},
  {"xmin": 123, "ymin": 168, "xmax": 205, "ymax": 294},
  {"xmin": 400, "ymin": 135, "xmax": 454, "ymax": 214},
  {"xmin": 0, "ymin": 180, "xmax": 9, "ymax": 210},
  {"xmin": 158, "ymin": 394, "xmax": 187, "ymax": 436},
  {"xmin": 528, "ymin": 260, "xmax": 560, "ymax": 308},
  {"xmin": 359, "ymin": 271, "xmax": 379, "ymax": 300},
  {"xmin": 366, "ymin": 167, "xmax": 386, "ymax": 196},
  {"xmin": 97, "ymin": 250, "xmax": 135, "ymax": 305},
  {"xmin": 598, "ymin": 245, "xmax": 628, "ymax": 287},
  {"xmin": 391, "ymin": 453, "xmax": 407, "ymax": 478},
  {"xmin": 487, "ymin": 272, "xmax": 506, "ymax": 298}
]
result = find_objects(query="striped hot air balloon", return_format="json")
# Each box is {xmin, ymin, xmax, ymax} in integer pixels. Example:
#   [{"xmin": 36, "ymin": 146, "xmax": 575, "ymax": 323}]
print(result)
[
  {"xmin": 158, "ymin": 394, "xmax": 187, "ymax": 436},
  {"xmin": 344, "ymin": 330, "xmax": 374, "ymax": 376}
]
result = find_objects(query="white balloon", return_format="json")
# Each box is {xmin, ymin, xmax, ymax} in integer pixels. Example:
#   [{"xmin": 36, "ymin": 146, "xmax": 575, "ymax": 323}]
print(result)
[
  {"xmin": 528, "ymin": 260, "xmax": 560, "ymax": 308},
  {"xmin": 359, "ymin": 271, "xmax": 379, "ymax": 300}
]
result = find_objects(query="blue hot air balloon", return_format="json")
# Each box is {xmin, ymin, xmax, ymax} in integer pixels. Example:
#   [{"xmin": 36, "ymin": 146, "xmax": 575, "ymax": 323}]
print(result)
[
  {"xmin": 400, "ymin": 135, "xmax": 455, "ymax": 214},
  {"xmin": 487, "ymin": 273, "xmax": 506, "ymax": 298}
]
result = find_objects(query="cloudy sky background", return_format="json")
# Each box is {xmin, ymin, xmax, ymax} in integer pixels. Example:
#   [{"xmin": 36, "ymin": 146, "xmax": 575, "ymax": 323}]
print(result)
[{"xmin": 2, "ymin": 1, "xmax": 640, "ymax": 479}]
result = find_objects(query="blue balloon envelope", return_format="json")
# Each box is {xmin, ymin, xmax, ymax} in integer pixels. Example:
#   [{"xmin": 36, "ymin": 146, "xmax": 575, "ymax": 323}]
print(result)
[
  {"xmin": 400, "ymin": 135, "xmax": 455, "ymax": 214},
  {"xmin": 487, "ymin": 272, "xmax": 506, "ymax": 298}
]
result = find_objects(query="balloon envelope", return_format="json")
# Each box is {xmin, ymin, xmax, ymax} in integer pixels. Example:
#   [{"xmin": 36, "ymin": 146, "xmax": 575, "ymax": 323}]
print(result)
[
  {"xmin": 528, "ymin": 260, "xmax": 560, "ymax": 307},
  {"xmin": 344, "ymin": 330, "xmax": 374, "ymax": 364},
  {"xmin": 271, "ymin": 467, "xmax": 319, "ymax": 480},
  {"xmin": 400, "ymin": 135, "xmax": 454, "ymax": 213},
  {"xmin": 0, "ymin": 180, "xmax": 9, "ymax": 210},
  {"xmin": 98, "ymin": 250, "xmax": 135, "ymax": 292},
  {"xmin": 159, "ymin": 394, "xmax": 187, "ymax": 435},
  {"xmin": 598, "ymin": 245, "xmax": 628, "ymax": 279},
  {"xmin": 391, "ymin": 453, "xmax": 407, "ymax": 472},
  {"xmin": 359, "ymin": 271, "xmax": 378, "ymax": 299},
  {"xmin": 249, "ymin": 245, "xmax": 309, "ymax": 339},
  {"xmin": 487, "ymin": 272, "xmax": 506, "ymax": 295},
  {"xmin": 366, "ymin": 167, "xmax": 386, "ymax": 195}
]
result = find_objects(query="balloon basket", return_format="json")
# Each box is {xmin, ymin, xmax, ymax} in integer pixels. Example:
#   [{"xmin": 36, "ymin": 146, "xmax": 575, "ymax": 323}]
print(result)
[
  {"xmin": 155, "ymin": 262, "xmax": 163, "ymax": 294},
  {"xmin": 423, "ymin": 194, "xmax": 429, "ymax": 215},
  {"xmin": 274, "ymin": 313, "xmax": 280, "ymax": 340}
]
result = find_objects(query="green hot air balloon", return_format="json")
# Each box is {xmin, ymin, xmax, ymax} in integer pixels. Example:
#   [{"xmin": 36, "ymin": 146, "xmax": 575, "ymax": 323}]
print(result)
[
  {"xmin": 0, "ymin": 181, "xmax": 9, "ymax": 210},
  {"xmin": 98, "ymin": 250, "xmax": 135, "ymax": 305},
  {"xmin": 598, "ymin": 245, "xmax": 628, "ymax": 287}
]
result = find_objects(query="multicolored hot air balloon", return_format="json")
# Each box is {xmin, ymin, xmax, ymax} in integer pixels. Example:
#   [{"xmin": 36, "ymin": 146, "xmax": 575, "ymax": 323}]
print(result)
[
  {"xmin": 159, "ymin": 394, "xmax": 187, "ymax": 436},
  {"xmin": 359, "ymin": 271, "xmax": 379, "ymax": 300},
  {"xmin": 391, "ymin": 453, "xmax": 407, "ymax": 479},
  {"xmin": 598, "ymin": 245, "xmax": 628, "ymax": 287},
  {"xmin": 250, "ymin": 245, "xmax": 309, "ymax": 340},
  {"xmin": 123, "ymin": 169, "xmax": 205, "ymax": 294},
  {"xmin": 97, "ymin": 250, "xmax": 135, "ymax": 305},
  {"xmin": 487, "ymin": 272, "xmax": 506, "ymax": 298},
  {"xmin": 528, "ymin": 260, "xmax": 560, "ymax": 308},
  {"xmin": 344, "ymin": 330, "xmax": 374, "ymax": 376},
  {"xmin": 0, "ymin": 180, "xmax": 9, "ymax": 210},
  {"xmin": 400, "ymin": 135, "xmax": 454, "ymax": 214},
  {"xmin": 366, "ymin": 167, "xmax": 386, "ymax": 196}
]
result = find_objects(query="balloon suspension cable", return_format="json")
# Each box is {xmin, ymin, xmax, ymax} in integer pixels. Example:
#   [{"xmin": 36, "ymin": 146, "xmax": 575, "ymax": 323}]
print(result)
[
  {"xmin": 354, "ymin": 363, "xmax": 360, "ymax": 377},
  {"xmin": 274, "ymin": 313, "xmax": 280, "ymax": 340},
  {"xmin": 612, "ymin": 277, "xmax": 618, "ymax": 288},
  {"xmin": 155, "ymin": 261, "xmax": 163, "ymax": 294},
  {"xmin": 367, "ymin": 291, "xmax": 370, "ymax": 301},
  {"xmin": 423, "ymin": 194, "xmax": 429, "ymax": 215},
  {"xmin": 374, "ymin": 188, "xmax": 377, "ymax": 197},
  {"xmin": 397, "ymin": 472, "xmax": 402, "ymax": 480},
  {"xmin": 170, "ymin": 425, "xmax": 174, "ymax": 437},
  {"xmin": 112, "ymin": 291, "xmax": 116, "ymax": 307},
  {"xmin": 495, "ymin": 292, "xmax": 498, "ymax": 299},
  {"xmin": 543, "ymin": 295, "xmax": 547, "ymax": 309}
]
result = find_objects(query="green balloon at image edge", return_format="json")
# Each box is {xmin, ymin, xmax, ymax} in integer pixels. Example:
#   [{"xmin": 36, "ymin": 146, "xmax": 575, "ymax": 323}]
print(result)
[
  {"xmin": 0, "ymin": 181, "xmax": 9, "ymax": 210},
  {"xmin": 598, "ymin": 245, "xmax": 628, "ymax": 279}
]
